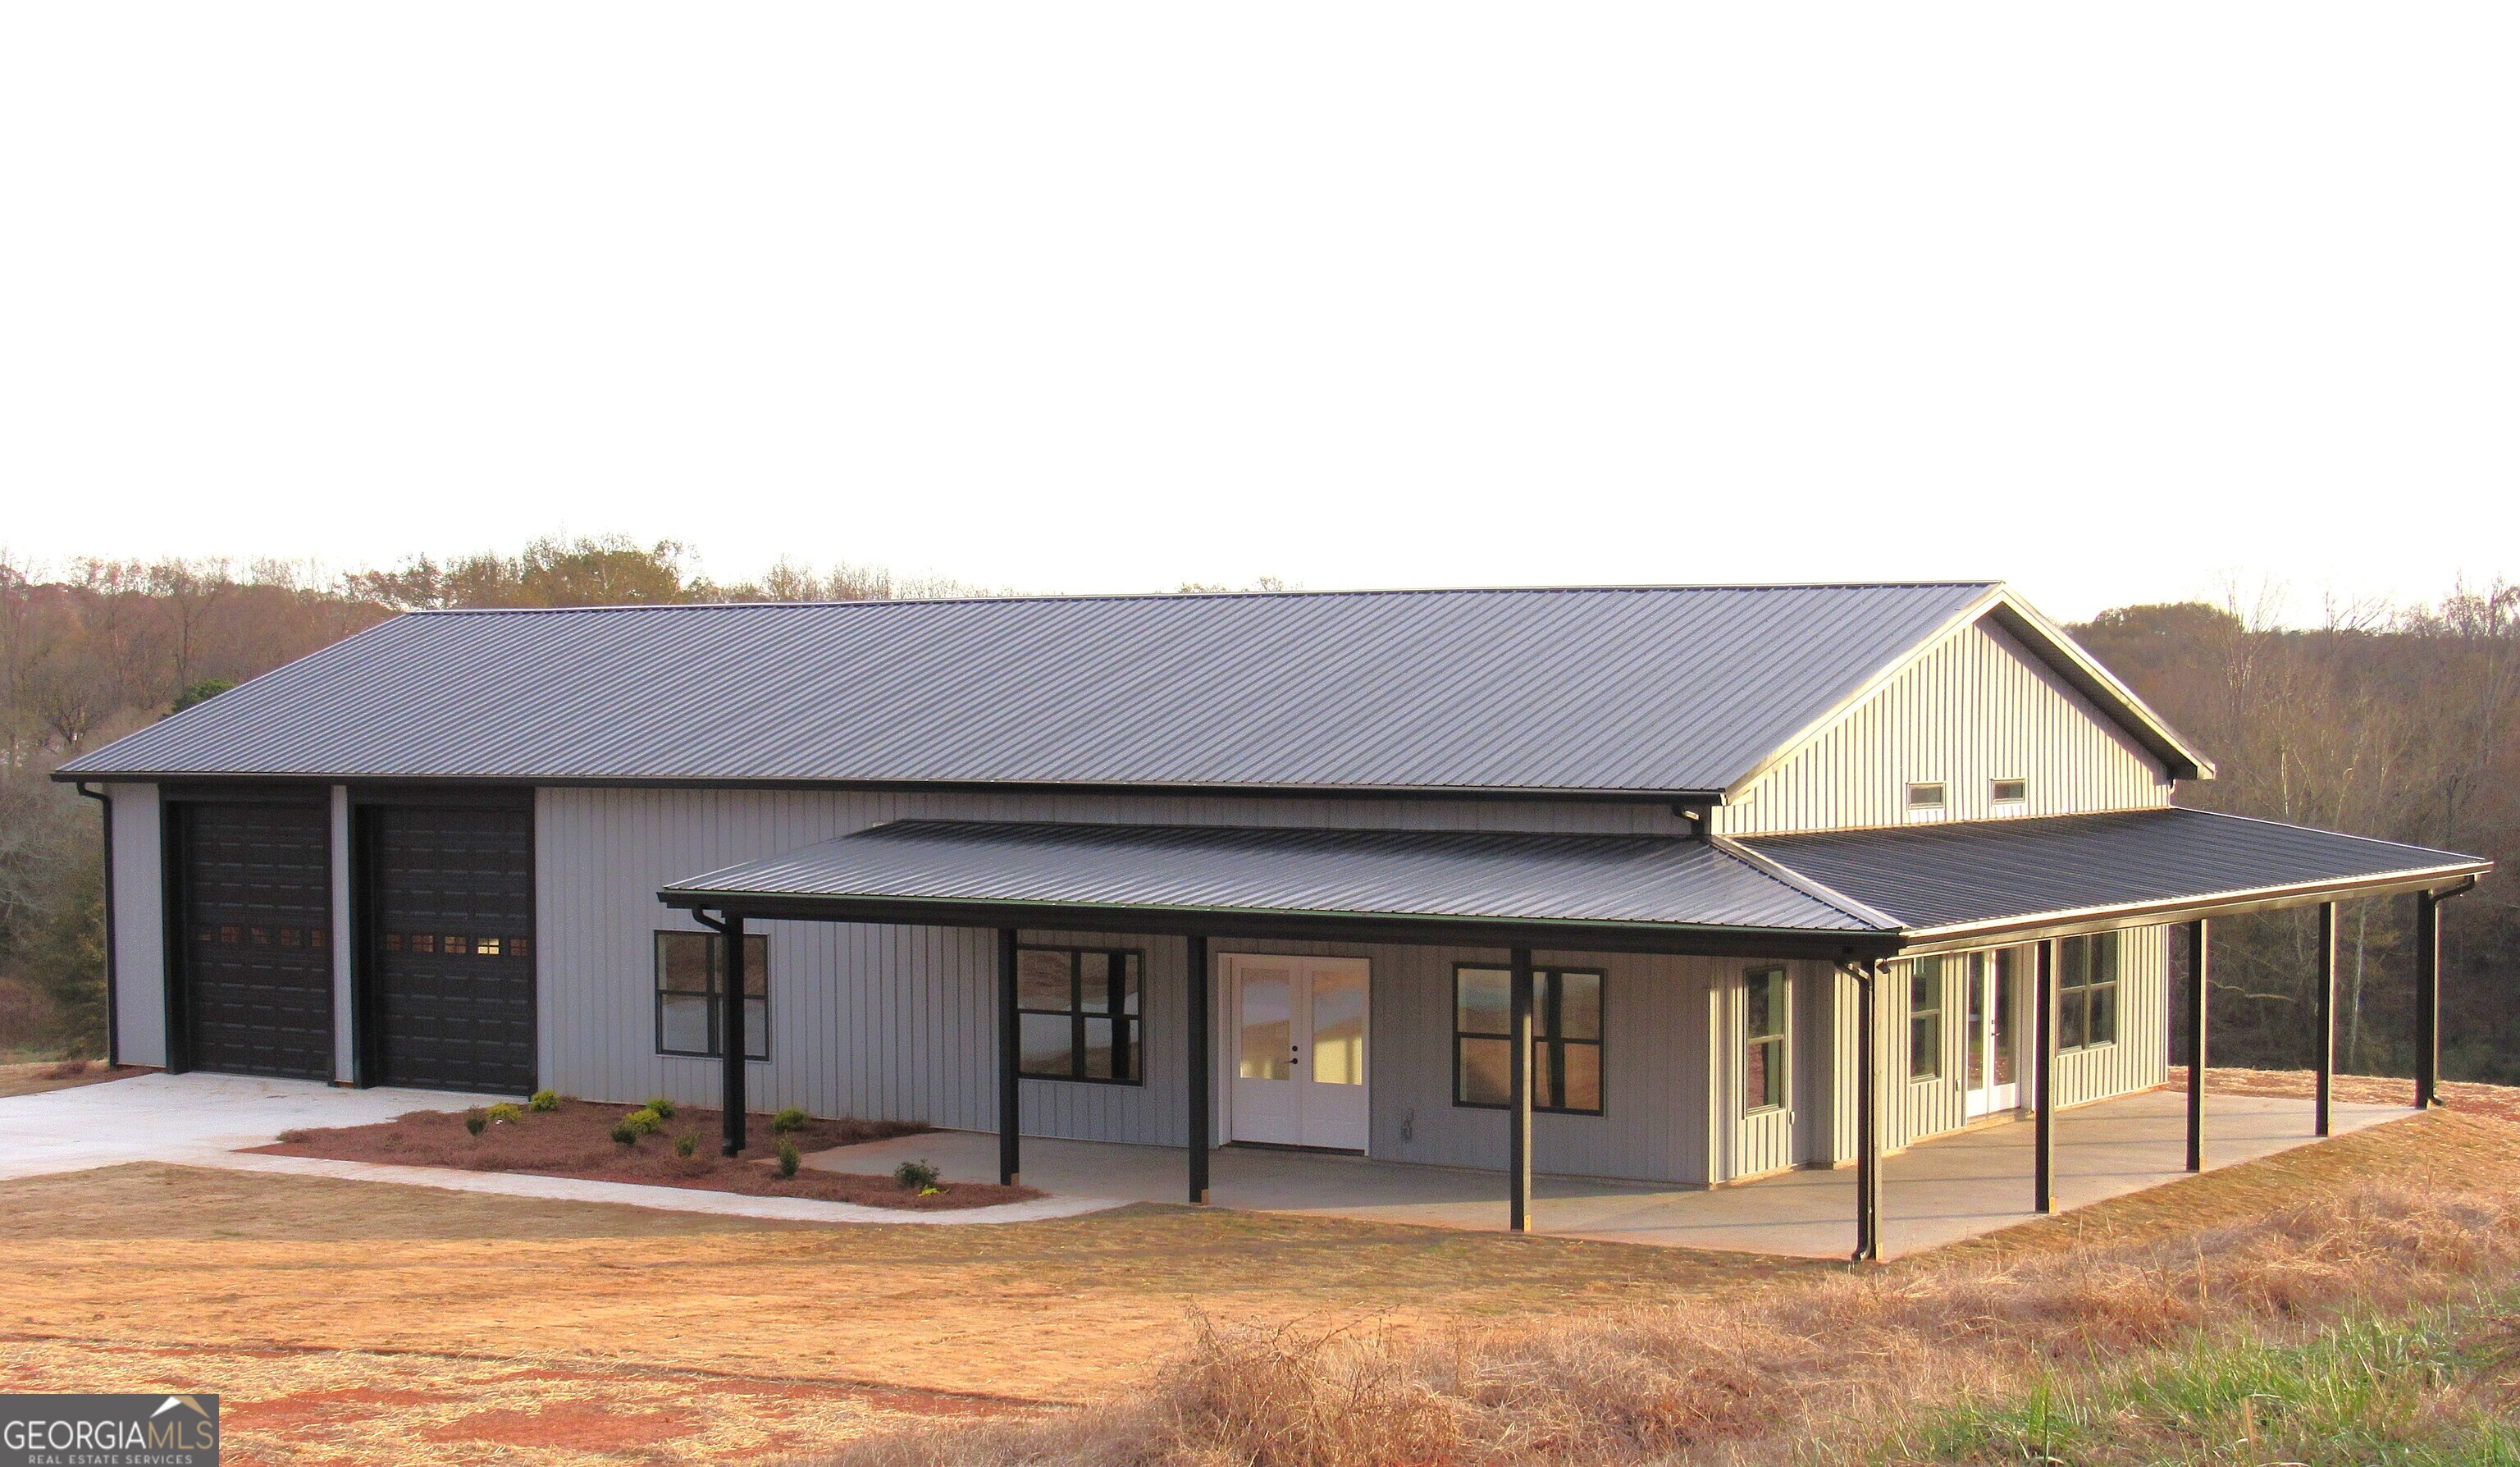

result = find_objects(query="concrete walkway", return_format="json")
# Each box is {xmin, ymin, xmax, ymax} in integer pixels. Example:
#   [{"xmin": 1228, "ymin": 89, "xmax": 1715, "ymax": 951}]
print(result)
[
  {"xmin": 0, "ymin": 1072, "xmax": 1121, "ymax": 1227},
  {"xmin": 819, "ymin": 1088, "xmax": 2413, "ymax": 1259}
]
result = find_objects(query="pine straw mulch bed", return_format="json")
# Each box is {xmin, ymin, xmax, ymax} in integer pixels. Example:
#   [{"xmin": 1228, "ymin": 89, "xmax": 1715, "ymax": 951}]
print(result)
[
  {"xmin": 247, "ymin": 1099, "xmax": 1042, "ymax": 1210},
  {"xmin": 0, "ymin": 1058, "xmax": 149, "ymax": 1099}
]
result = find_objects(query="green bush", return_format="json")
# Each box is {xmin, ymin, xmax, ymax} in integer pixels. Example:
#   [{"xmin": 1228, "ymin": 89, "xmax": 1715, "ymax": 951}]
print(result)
[
  {"xmin": 527, "ymin": 1090, "xmax": 560, "ymax": 1113},
  {"xmin": 622, "ymin": 1107, "xmax": 663, "ymax": 1137},
  {"xmin": 610, "ymin": 1120, "xmax": 639, "ymax": 1145},
  {"xmin": 464, "ymin": 1110, "xmax": 487, "ymax": 1136},
  {"xmin": 673, "ymin": 1133, "xmax": 697, "ymax": 1159},
  {"xmin": 485, "ymin": 1102, "xmax": 523, "ymax": 1124},
  {"xmin": 775, "ymin": 1140, "xmax": 801, "ymax": 1178},
  {"xmin": 771, "ymin": 1106, "xmax": 810, "ymax": 1135},
  {"xmin": 641, "ymin": 1095, "xmax": 676, "ymax": 1120},
  {"xmin": 893, "ymin": 1159, "xmax": 940, "ymax": 1191}
]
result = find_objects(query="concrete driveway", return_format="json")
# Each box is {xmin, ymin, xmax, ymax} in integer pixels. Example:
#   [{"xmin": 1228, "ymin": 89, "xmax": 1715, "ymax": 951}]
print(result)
[{"xmin": 0, "ymin": 1070, "xmax": 506, "ymax": 1181}]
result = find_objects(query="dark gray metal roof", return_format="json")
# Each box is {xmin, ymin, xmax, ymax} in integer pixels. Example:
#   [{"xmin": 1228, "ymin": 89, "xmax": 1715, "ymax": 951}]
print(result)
[
  {"xmin": 58, "ymin": 583, "xmax": 2032, "ymax": 795},
  {"xmin": 662, "ymin": 820, "xmax": 1886, "ymax": 936},
  {"xmin": 1742, "ymin": 808, "xmax": 2490, "ymax": 935}
]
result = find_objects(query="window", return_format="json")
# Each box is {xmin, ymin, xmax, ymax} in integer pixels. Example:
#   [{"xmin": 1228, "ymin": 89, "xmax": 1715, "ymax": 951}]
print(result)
[
  {"xmin": 1019, "ymin": 947, "xmax": 1143, "ymax": 1084},
  {"xmin": 1990, "ymin": 778, "xmax": 2028, "ymax": 804},
  {"xmin": 1909, "ymin": 957, "xmax": 1945, "ymax": 1078},
  {"xmin": 1454, "ymin": 966, "xmax": 1604, "ymax": 1115},
  {"xmin": 1744, "ymin": 967, "xmax": 1787, "ymax": 1112},
  {"xmin": 2057, "ymin": 931, "xmax": 2119, "ymax": 1050},
  {"xmin": 654, "ymin": 930, "xmax": 768, "ymax": 1059},
  {"xmin": 1906, "ymin": 783, "xmax": 1947, "ymax": 820}
]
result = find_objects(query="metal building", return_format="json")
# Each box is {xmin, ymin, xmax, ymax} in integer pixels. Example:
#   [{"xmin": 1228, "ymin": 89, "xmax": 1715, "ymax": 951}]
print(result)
[{"xmin": 56, "ymin": 582, "xmax": 2490, "ymax": 1257}]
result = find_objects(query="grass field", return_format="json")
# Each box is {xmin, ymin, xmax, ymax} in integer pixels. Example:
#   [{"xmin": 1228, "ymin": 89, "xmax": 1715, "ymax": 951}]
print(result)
[{"xmin": 0, "ymin": 1070, "xmax": 2512, "ymax": 1465}]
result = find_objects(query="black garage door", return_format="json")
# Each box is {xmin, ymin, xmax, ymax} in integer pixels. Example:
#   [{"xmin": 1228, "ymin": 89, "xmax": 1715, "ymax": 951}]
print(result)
[
  {"xmin": 362, "ymin": 802, "xmax": 536, "ymax": 1095},
  {"xmin": 174, "ymin": 799, "xmax": 335, "ymax": 1080}
]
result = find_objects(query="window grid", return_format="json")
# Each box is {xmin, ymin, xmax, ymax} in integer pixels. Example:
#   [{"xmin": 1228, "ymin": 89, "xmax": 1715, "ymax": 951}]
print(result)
[
  {"xmin": 1909, "ymin": 957, "xmax": 1945, "ymax": 1080},
  {"xmin": 653, "ymin": 930, "xmax": 768, "ymax": 1060},
  {"xmin": 2057, "ymin": 931, "xmax": 2120, "ymax": 1051},
  {"xmin": 1017, "ymin": 946, "xmax": 1144, "ymax": 1085},
  {"xmin": 1743, "ymin": 967, "xmax": 1787, "ymax": 1113},
  {"xmin": 1452, "ymin": 965, "xmax": 1604, "ymax": 1116}
]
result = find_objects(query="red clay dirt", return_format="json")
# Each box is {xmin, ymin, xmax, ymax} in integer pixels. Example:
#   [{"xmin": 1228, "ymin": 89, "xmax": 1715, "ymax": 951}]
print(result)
[{"xmin": 249, "ymin": 1098, "xmax": 1041, "ymax": 1210}]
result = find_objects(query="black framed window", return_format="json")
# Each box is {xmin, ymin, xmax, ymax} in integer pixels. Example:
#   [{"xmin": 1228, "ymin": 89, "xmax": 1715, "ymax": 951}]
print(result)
[
  {"xmin": 1018, "ymin": 947, "xmax": 1143, "ymax": 1084},
  {"xmin": 1453, "ymin": 966, "xmax": 1603, "ymax": 1115},
  {"xmin": 2058, "ymin": 931, "xmax": 2120, "ymax": 1050},
  {"xmin": 1909, "ymin": 956, "xmax": 1945, "ymax": 1079},
  {"xmin": 655, "ymin": 930, "xmax": 767, "ymax": 1059},
  {"xmin": 1744, "ymin": 967, "xmax": 1787, "ymax": 1112}
]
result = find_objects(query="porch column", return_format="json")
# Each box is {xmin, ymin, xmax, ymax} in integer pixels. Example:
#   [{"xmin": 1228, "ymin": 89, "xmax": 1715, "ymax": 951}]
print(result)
[
  {"xmin": 2315, "ymin": 903, "xmax": 2336, "ymax": 1137},
  {"xmin": 1508, "ymin": 947, "xmax": 1534, "ymax": 1233},
  {"xmin": 2185, "ymin": 919, "xmax": 2207, "ymax": 1172},
  {"xmin": 2414, "ymin": 891, "xmax": 2440, "ymax": 1110},
  {"xmin": 1853, "ymin": 961, "xmax": 1880, "ymax": 1263},
  {"xmin": 2034, "ymin": 938, "xmax": 2057, "ymax": 1214},
  {"xmin": 998, "ymin": 927, "xmax": 1021, "ymax": 1185},
  {"xmin": 1185, "ymin": 934, "xmax": 1210, "ymax": 1204},
  {"xmin": 720, "ymin": 912, "xmax": 747, "ymax": 1158}
]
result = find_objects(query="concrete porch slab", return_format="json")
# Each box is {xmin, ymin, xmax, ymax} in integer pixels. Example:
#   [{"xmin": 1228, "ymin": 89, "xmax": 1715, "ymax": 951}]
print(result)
[{"xmin": 814, "ymin": 1089, "xmax": 2412, "ymax": 1259}]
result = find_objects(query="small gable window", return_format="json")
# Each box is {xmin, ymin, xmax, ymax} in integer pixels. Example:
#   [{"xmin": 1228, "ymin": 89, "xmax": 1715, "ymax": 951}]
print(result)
[
  {"xmin": 1905, "ymin": 783, "xmax": 1947, "ymax": 820},
  {"xmin": 1991, "ymin": 778, "xmax": 2028, "ymax": 805}
]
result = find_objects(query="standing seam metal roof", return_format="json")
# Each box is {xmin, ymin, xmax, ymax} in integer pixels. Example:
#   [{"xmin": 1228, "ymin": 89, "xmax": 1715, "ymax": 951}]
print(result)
[
  {"xmin": 662, "ymin": 820, "xmax": 1887, "ymax": 932},
  {"xmin": 57, "ymin": 583, "xmax": 2011, "ymax": 793}
]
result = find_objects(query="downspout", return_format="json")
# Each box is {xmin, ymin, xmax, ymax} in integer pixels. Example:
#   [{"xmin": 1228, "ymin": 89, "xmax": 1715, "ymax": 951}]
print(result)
[{"xmin": 73, "ymin": 782, "xmax": 119, "ymax": 1067}]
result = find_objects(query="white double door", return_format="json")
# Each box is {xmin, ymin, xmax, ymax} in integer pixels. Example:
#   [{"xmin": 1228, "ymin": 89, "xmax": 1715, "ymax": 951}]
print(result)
[
  {"xmin": 1226, "ymin": 954, "xmax": 1370, "ymax": 1151},
  {"xmin": 1963, "ymin": 948, "xmax": 2023, "ymax": 1118}
]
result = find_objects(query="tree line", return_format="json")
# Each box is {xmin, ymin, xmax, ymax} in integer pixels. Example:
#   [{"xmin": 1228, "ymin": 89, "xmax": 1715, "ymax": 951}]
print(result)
[{"xmin": 2, "ymin": 543, "xmax": 2513, "ymax": 1083}]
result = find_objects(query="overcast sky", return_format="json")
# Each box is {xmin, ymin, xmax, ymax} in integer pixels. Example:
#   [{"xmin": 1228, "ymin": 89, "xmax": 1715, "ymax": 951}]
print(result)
[{"xmin": 2, "ymin": 7, "xmax": 2513, "ymax": 621}]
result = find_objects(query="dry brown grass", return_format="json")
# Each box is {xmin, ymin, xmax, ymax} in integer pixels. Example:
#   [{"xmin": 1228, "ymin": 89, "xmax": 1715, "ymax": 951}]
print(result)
[
  {"xmin": 0, "ymin": 1058, "xmax": 146, "ymax": 1099},
  {"xmin": 816, "ymin": 1117, "xmax": 2520, "ymax": 1466},
  {"xmin": 252, "ymin": 1098, "xmax": 1040, "ymax": 1209}
]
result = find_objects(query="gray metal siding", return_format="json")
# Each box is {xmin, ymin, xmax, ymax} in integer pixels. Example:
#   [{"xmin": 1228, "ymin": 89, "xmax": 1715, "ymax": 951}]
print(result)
[
  {"xmin": 107, "ymin": 783, "xmax": 167, "ymax": 1068},
  {"xmin": 1718, "ymin": 619, "xmax": 2170, "ymax": 835},
  {"xmin": 329, "ymin": 786, "xmax": 354, "ymax": 1083},
  {"xmin": 64, "ymin": 583, "xmax": 2006, "ymax": 793}
]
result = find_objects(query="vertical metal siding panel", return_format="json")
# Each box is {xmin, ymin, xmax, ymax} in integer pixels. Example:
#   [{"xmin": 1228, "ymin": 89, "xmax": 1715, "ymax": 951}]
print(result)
[
  {"xmin": 1715, "ymin": 623, "xmax": 2171, "ymax": 836},
  {"xmin": 108, "ymin": 784, "xmax": 168, "ymax": 1068}
]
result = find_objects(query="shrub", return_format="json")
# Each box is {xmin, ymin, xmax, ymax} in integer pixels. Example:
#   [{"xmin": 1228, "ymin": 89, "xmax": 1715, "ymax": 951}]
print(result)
[
  {"xmin": 772, "ymin": 1106, "xmax": 810, "ymax": 1135},
  {"xmin": 673, "ymin": 1133, "xmax": 697, "ymax": 1159},
  {"xmin": 776, "ymin": 1140, "xmax": 801, "ymax": 1178},
  {"xmin": 527, "ymin": 1090, "xmax": 559, "ymax": 1113},
  {"xmin": 622, "ymin": 1107, "xmax": 663, "ymax": 1137},
  {"xmin": 893, "ymin": 1159, "xmax": 940, "ymax": 1191},
  {"xmin": 275, "ymin": 1128, "xmax": 310, "ymax": 1145},
  {"xmin": 464, "ymin": 1110, "xmax": 487, "ymax": 1136},
  {"xmin": 610, "ymin": 1120, "xmax": 639, "ymax": 1145},
  {"xmin": 485, "ymin": 1102, "xmax": 523, "ymax": 1124},
  {"xmin": 641, "ymin": 1095, "xmax": 676, "ymax": 1120}
]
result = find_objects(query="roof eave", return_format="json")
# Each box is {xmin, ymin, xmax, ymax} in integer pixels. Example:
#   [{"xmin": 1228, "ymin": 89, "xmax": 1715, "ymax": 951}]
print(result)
[{"xmin": 1892, "ymin": 860, "xmax": 2491, "ymax": 955}]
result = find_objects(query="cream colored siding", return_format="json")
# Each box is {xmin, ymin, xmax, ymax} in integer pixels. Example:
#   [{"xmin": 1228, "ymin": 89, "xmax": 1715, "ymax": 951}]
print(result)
[
  {"xmin": 1716, "ymin": 619, "xmax": 2170, "ymax": 835},
  {"xmin": 107, "ymin": 783, "xmax": 167, "ymax": 1068},
  {"xmin": 2052, "ymin": 925, "xmax": 2172, "ymax": 1105}
]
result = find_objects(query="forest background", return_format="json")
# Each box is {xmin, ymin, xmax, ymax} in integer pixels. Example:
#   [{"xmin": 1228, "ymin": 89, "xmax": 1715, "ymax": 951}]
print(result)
[{"xmin": 2, "ymin": 536, "xmax": 2512, "ymax": 1083}]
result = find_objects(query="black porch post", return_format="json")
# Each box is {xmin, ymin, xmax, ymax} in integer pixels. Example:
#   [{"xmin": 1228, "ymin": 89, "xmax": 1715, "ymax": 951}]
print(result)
[
  {"xmin": 2415, "ymin": 891, "xmax": 2440, "ymax": 1110},
  {"xmin": 998, "ymin": 927, "xmax": 1021, "ymax": 1184},
  {"xmin": 2034, "ymin": 938, "xmax": 2057, "ymax": 1214},
  {"xmin": 1854, "ymin": 962, "xmax": 1880, "ymax": 1263},
  {"xmin": 720, "ymin": 912, "xmax": 747, "ymax": 1157},
  {"xmin": 2185, "ymin": 919, "xmax": 2208, "ymax": 1172},
  {"xmin": 2315, "ymin": 903, "xmax": 2336, "ymax": 1137},
  {"xmin": 1508, "ymin": 947, "xmax": 1534, "ymax": 1233},
  {"xmin": 1186, "ymin": 934, "xmax": 1210, "ymax": 1204}
]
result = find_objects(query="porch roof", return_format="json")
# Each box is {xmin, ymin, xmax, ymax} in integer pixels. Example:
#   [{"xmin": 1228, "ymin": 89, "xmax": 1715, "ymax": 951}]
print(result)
[
  {"xmin": 660, "ymin": 820, "xmax": 1892, "ymax": 959},
  {"xmin": 1739, "ymin": 807, "xmax": 2490, "ymax": 948},
  {"xmin": 659, "ymin": 808, "xmax": 2490, "ymax": 959}
]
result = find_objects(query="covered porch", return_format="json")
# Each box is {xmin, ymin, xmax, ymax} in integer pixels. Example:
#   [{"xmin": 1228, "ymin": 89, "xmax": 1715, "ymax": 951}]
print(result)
[
  {"xmin": 660, "ymin": 809, "xmax": 2488, "ymax": 1263},
  {"xmin": 810, "ymin": 1085, "xmax": 2410, "ymax": 1259}
]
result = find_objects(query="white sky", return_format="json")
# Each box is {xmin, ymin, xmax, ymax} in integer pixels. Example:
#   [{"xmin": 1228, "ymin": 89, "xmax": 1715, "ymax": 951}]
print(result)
[{"xmin": 2, "ymin": 7, "xmax": 2513, "ymax": 622}]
